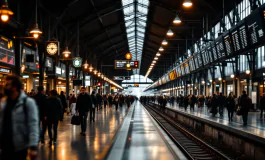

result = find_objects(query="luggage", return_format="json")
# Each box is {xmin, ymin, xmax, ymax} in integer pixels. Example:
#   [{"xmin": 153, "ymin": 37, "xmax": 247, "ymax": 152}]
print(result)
[
  {"xmin": 236, "ymin": 106, "xmax": 243, "ymax": 116},
  {"xmin": 71, "ymin": 113, "xmax": 80, "ymax": 125}
]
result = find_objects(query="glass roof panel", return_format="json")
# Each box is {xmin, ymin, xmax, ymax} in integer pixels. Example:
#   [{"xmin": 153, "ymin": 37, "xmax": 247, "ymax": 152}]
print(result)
[{"xmin": 122, "ymin": 0, "xmax": 149, "ymax": 74}]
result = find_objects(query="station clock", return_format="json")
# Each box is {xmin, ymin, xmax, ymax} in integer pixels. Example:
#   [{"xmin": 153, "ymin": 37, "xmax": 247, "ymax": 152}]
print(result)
[{"xmin": 46, "ymin": 41, "xmax": 59, "ymax": 55}]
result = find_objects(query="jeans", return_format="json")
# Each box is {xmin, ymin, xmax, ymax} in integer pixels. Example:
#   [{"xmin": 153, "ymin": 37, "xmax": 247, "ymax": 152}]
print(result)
[
  {"xmin": 219, "ymin": 105, "xmax": 224, "ymax": 116},
  {"xmin": 228, "ymin": 110, "xmax": 234, "ymax": 121},
  {"xmin": 48, "ymin": 120, "xmax": 59, "ymax": 141},
  {"xmin": 242, "ymin": 112, "xmax": 248, "ymax": 125},
  {"xmin": 41, "ymin": 120, "xmax": 48, "ymax": 141},
  {"xmin": 79, "ymin": 112, "xmax": 88, "ymax": 132},
  {"xmin": 1, "ymin": 149, "xmax": 27, "ymax": 160},
  {"xmin": 90, "ymin": 108, "xmax": 95, "ymax": 122}
]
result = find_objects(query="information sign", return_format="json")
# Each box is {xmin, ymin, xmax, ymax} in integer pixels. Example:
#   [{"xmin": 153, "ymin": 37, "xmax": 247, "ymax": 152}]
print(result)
[
  {"xmin": 223, "ymin": 31, "xmax": 233, "ymax": 56},
  {"xmin": 113, "ymin": 76, "xmax": 124, "ymax": 80},
  {"xmin": 215, "ymin": 36, "xmax": 226, "ymax": 59},
  {"xmin": 115, "ymin": 60, "xmax": 139, "ymax": 69},
  {"xmin": 211, "ymin": 42, "xmax": 219, "ymax": 61}
]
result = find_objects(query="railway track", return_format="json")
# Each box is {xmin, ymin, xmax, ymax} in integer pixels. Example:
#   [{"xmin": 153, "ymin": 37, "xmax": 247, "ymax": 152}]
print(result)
[{"xmin": 142, "ymin": 103, "xmax": 233, "ymax": 160}]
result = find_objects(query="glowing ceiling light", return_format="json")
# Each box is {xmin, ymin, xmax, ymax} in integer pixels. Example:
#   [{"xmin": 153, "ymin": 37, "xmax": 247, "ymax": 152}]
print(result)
[
  {"xmin": 154, "ymin": 57, "xmax": 158, "ymax": 60},
  {"xmin": 162, "ymin": 39, "xmax": 168, "ymax": 45},
  {"xmin": 159, "ymin": 46, "xmax": 164, "ymax": 52},
  {"xmin": 183, "ymin": 0, "xmax": 193, "ymax": 8},
  {"xmin": 156, "ymin": 52, "xmax": 161, "ymax": 56},
  {"xmin": 167, "ymin": 29, "xmax": 174, "ymax": 36},
  {"xmin": 173, "ymin": 15, "xmax": 181, "ymax": 24}
]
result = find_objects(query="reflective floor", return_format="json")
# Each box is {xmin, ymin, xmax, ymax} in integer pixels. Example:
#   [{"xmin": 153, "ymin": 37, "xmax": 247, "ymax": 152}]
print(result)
[
  {"xmin": 163, "ymin": 102, "xmax": 265, "ymax": 138},
  {"xmin": 107, "ymin": 101, "xmax": 181, "ymax": 160},
  {"xmin": 38, "ymin": 105, "xmax": 129, "ymax": 160}
]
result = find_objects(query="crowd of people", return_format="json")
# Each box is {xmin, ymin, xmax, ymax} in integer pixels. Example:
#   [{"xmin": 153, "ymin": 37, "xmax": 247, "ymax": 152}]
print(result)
[
  {"xmin": 140, "ymin": 90, "xmax": 261, "ymax": 126},
  {"xmin": 0, "ymin": 75, "xmax": 136, "ymax": 160}
]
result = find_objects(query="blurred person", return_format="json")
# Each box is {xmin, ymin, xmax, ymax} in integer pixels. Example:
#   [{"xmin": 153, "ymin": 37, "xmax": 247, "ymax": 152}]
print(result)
[
  {"xmin": 260, "ymin": 93, "xmax": 265, "ymax": 118},
  {"xmin": 108, "ymin": 94, "xmax": 113, "ymax": 108},
  {"xmin": 103, "ymin": 94, "xmax": 108, "ymax": 108},
  {"xmin": 126, "ymin": 95, "xmax": 131, "ymax": 108},
  {"xmin": 190, "ymin": 95, "xmax": 196, "ymax": 111},
  {"xmin": 238, "ymin": 91, "xmax": 252, "ymax": 126},
  {"xmin": 59, "ymin": 91, "xmax": 67, "ymax": 116},
  {"xmin": 76, "ymin": 87, "xmax": 92, "ymax": 135},
  {"xmin": 226, "ymin": 93, "xmax": 235, "ymax": 121},
  {"xmin": 34, "ymin": 86, "xmax": 48, "ymax": 144},
  {"xmin": 211, "ymin": 94, "xmax": 218, "ymax": 117},
  {"xmin": 46, "ymin": 90, "xmax": 63, "ymax": 145},
  {"xmin": 218, "ymin": 93, "xmax": 226, "ymax": 117},
  {"xmin": 0, "ymin": 75, "xmax": 39, "ymax": 160},
  {"xmin": 96, "ymin": 93, "xmax": 102, "ymax": 111},
  {"xmin": 113, "ymin": 94, "xmax": 119, "ymax": 110},
  {"xmin": 119, "ymin": 95, "xmax": 124, "ymax": 108},
  {"xmin": 91, "ymin": 91, "xmax": 97, "ymax": 122}
]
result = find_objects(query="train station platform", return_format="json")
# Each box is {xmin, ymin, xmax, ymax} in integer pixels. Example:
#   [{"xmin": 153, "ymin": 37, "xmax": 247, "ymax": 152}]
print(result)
[
  {"xmin": 106, "ymin": 101, "xmax": 186, "ymax": 160},
  {"xmin": 164, "ymin": 102, "xmax": 265, "ymax": 139},
  {"xmin": 38, "ymin": 105, "xmax": 129, "ymax": 160}
]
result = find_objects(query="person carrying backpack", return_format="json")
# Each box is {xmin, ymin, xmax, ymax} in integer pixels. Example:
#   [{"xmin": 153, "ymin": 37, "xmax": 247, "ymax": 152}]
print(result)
[{"xmin": 0, "ymin": 75, "xmax": 39, "ymax": 160}]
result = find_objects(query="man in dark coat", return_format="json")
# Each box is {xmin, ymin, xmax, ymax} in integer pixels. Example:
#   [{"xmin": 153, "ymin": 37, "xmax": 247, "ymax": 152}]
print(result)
[
  {"xmin": 76, "ymin": 87, "xmax": 93, "ymax": 136},
  {"xmin": 218, "ymin": 93, "xmax": 226, "ymax": 117},
  {"xmin": 34, "ymin": 86, "xmax": 47, "ymax": 144},
  {"xmin": 239, "ymin": 90, "xmax": 252, "ymax": 126},
  {"xmin": 226, "ymin": 93, "xmax": 235, "ymax": 121},
  {"xmin": 91, "ymin": 91, "xmax": 97, "ymax": 122}
]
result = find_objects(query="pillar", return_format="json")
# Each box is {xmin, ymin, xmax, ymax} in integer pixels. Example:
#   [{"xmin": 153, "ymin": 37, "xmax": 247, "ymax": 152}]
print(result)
[{"xmin": 66, "ymin": 62, "xmax": 70, "ymax": 97}]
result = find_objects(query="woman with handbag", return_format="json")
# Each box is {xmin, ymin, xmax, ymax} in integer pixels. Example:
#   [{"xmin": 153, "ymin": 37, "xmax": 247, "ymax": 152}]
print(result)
[{"xmin": 226, "ymin": 93, "xmax": 235, "ymax": 121}]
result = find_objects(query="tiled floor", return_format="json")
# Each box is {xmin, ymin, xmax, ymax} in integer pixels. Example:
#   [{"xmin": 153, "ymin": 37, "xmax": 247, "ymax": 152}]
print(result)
[
  {"xmin": 107, "ymin": 101, "xmax": 186, "ymax": 160},
  {"xmin": 38, "ymin": 105, "xmax": 129, "ymax": 160},
  {"xmin": 163, "ymin": 102, "xmax": 265, "ymax": 138}
]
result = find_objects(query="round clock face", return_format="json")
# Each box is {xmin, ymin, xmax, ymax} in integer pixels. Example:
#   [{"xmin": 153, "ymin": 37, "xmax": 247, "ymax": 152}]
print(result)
[{"xmin": 46, "ymin": 42, "xmax": 58, "ymax": 55}]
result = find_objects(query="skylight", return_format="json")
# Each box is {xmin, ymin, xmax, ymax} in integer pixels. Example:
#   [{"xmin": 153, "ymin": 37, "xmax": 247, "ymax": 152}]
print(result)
[{"xmin": 122, "ymin": 0, "xmax": 149, "ymax": 75}]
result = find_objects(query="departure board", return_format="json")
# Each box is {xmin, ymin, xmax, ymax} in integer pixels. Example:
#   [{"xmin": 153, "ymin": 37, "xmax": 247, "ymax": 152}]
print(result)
[
  {"xmin": 211, "ymin": 42, "xmax": 219, "ymax": 61},
  {"xmin": 223, "ymin": 31, "xmax": 233, "ymax": 56},
  {"xmin": 176, "ymin": 67, "xmax": 180, "ymax": 77},
  {"xmin": 206, "ymin": 45, "xmax": 213, "ymax": 63},
  {"xmin": 185, "ymin": 62, "xmax": 190, "ymax": 74},
  {"xmin": 215, "ymin": 36, "xmax": 226, "ymax": 59},
  {"xmin": 189, "ymin": 58, "xmax": 195, "ymax": 71},
  {"xmin": 180, "ymin": 64, "xmax": 185, "ymax": 75},
  {"xmin": 194, "ymin": 54, "xmax": 199, "ymax": 69},
  {"xmin": 239, "ymin": 20, "xmax": 249, "ymax": 50},
  {"xmin": 231, "ymin": 25, "xmax": 241, "ymax": 53},
  {"xmin": 246, "ymin": 7, "xmax": 265, "ymax": 46},
  {"xmin": 201, "ymin": 48, "xmax": 208, "ymax": 65},
  {"xmin": 197, "ymin": 53, "xmax": 203, "ymax": 67}
]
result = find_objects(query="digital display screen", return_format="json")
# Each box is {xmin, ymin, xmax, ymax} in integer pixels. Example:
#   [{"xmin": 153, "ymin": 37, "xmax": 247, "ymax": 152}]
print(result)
[
  {"xmin": 197, "ymin": 53, "xmax": 203, "ymax": 67},
  {"xmin": 223, "ymin": 31, "xmax": 233, "ymax": 56},
  {"xmin": 239, "ymin": 20, "xmax": 249, "ymax": 50},
  {"xmin": 176, "ymin": 67, "xmax": 181, "ymax": 77},
  {"xmin": 215, "ymin": 36, "xmax": 226, "ymax": 59},
  {"xmin": 246, "ymin": 7, "xmax": 265, "ymax": 46},
  {"xmin": 189, "ymin": 58, "xmax": 195, "ymax": 71},
  {"xmin": 206, "ymin": 44, "xmax": 213, "ymax": 63},
  {"xmin": 211, "ymin": 42, "xmax": 219, "ymax": 61},
  {"xmin": 201, "ymin": 48, "xmax": 208, "ymax": 65},
  {"xmin": 169, "ymin": 70, "xmax": 177, "ymax": 80},
  {"xmin": 194, "ymin": 55, "xmax": 199, "ymax": 69},
  {"xmin": 114, "ymin": 60, "xmax": 139, "ymax": 69},
  {"xmin": 184, "ymin": 62, "xmax": 190, "ymax": 74},
  {"xmin": 180, "ymin": 64, "xmax": 185, "ymax": 76}
]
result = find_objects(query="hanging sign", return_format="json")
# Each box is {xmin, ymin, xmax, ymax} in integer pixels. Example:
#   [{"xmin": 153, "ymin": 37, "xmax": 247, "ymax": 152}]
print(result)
[
  {"xmin": 73, "ymin": 57, "xmax": 82, "ymax": 68},
  {"xmin": 45, "ymin": 41, "xmax": 59, "ymax": 56}
]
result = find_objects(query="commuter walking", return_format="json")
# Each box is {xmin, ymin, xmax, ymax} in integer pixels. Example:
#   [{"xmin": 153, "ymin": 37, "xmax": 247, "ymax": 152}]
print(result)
[
  {"xmin": 59, "ymin": 91, "xmax": 67, "ymax": 119},
  {"xmin": 211, "ymin": 94, "xmax": 218, "ymax": 117},
  {"xmin": 108, "ymin": 94, "xmax": 113, "ymax": 108},
  {"xmin": 218, "ymin": 93, "xmax": 226, "ymax": 117},
  {"xmin": 103, "ymin": 94, "xmax": 108, "ymax": 108},
  {"xmin": 91, "ymin": 91, "xmax": 97, "ymax": 122},
  {"xmin": 260, "ymin": 93, "xmax": 265, "ymax": 118},
  {"xmin": 190, "ymin": 95, "xmax": 196, "ymax": 111},
  {"xmin": 114, "ymin": 94, "xmax": 119, "ymax": 110},
  {"xmin": 238, "ymin": 91, "xmax": 252, "ymax": 126},
  {"xmin": 34, "ymin": 86, "xmax": 47, "ymax": 144},
  {"xmin": 0, "ymin": 75, "xmax": 39, "ymax": 160},
  {"xmin": 76, "ymin": 87, "xmax": 93, "ymax": 135},
  {"xmin": 46, "ymin": 90, "xmax": 63, "ymax": 145},
  {"xmin": 119, "ymin": 95, "xmax": 124, "ymax": 108},
  {"xmin": 96, "ymin": 93, "xmax": 102, "ymax": 111},
  {"xmin": 226, "ymin": 93, "xmax": 235, "ymax": 121}
]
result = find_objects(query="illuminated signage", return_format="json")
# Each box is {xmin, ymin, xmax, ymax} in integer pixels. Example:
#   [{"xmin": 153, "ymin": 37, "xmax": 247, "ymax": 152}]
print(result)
[
  {"xmin": 114, "ymin": 60, "xmax": 139, "ymax": 69},
  {"xmin": 56, "ymin": 67, "xmax": 61, "ymax": 75},
  {"xmin": 0, "ymin": 67, "xmax": 10, "ymax": 73},
  {"xmin": 73, "ymin": 57, "xmax": 82, "ymax": 68}
]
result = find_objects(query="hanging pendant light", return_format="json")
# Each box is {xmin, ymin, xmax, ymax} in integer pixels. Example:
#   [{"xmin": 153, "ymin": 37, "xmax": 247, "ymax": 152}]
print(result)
[
  {"xmin": 30, "ymin": 0, "xmax": 42, "ymax": 39},
  {"xmin": 83, "ymin": 60, "xmax": 89, "ymax": 69},
  {"xmin": 62, "ymin": 46, "xmax": 71, "ymax": 58},
  {"xmin": 98, "ymin": 72, "xmax": 101, "ymax": 77},
  {"xmin": 154, "ymin": 57, "xmax": 158, "ymax": 60},
  {"xmin": 93, "ymin": 70, "xmax": 98, "ymax": 75},
  {"xmin": 173, "ymin": 15, "xmax": 182, "ymax": 24},
  {"xmin": 0, "ymin": 0, "xmax": 13, "ymax": 22},
  {"xmin": 156, "ymin": 52, "xmax": 161, "ymax": 56},
  {"xmin": 162, "ymin": 39, "xmax": 168, "ymax": 45},
  {"xmin": 167, "ymin": 29, "xmax": 174, "ymax": 36},
  {"xmin": 159, "ymin": 46, "xmax": 164, "ymax": 52},
  {"xmin": 183, "ymin": 0, "xmax": 193, "ymax": 8}
]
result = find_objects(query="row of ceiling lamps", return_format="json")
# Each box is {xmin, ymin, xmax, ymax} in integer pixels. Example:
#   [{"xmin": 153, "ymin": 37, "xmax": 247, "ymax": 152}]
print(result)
[
  {"xmin": 145, "ymin": 0, "xmax": 193, "ymax": 78},
  {"xmin": 82, "ymin": 62, "xmax": 122, "ymax": 89}
]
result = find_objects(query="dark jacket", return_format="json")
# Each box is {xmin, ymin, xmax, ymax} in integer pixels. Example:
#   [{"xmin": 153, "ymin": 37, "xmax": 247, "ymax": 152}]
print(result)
[
  {"xmin": 46, "ymin": 96, "xmax": 63, "ymax": 121},
  {"xmin": 59, "ymin": 94, "xmax": 67, "ymax": 109},
  {"xmin": 96, "ymin": 94, "xmax": 102, "ymax": 104},
  {"xmin": 91, "ymin": 94, "xmax": 97, "ymax": 106},
  {"xmin": 226, "ymin": 97, "xmax": 235, "ymax": 111},
  {"xmin": 239, "ymin": 94, "xmax": 252, "ymax": 112},
  {"xmin": 76, "ymin": 93, "xmax": 92, "ymax": 112},
  {"xmin": 260, "ymin": 96, "xmax": 265, "ymax": 109},
  {"xmin": 218, "ymin": 95, "xmax": 226, "ymax": 105},
  {"xmin": 34, "ymin": 92, "xmax": 47, "ymax": 120}
]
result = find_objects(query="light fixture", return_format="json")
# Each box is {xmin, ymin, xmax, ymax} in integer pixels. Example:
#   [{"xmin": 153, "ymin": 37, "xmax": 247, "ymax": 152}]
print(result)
[
  {"xmin": 89, "ymin": 65, "xmax": 93, "ymax": 71},
  {"xmin": 83, "ymin": 60, "xmax": 89, "ymax": 69},
  {"xmin": 202, "ymin": 81, "xmax": 205, "ymax": 84},
  {"xmin": 162, "ymin": 39, "xmax": 168, "ymax": 45},
  {"xmin": 21, "ymin": 64, "xmax": 25, "ymax": 73},
  {"xmin": 173, "ymin": 15, "xmax": 181, "ymax": 24},
  {"xmin": 156, "ymin": 52, "xmax": 161, "ymax": 56},
  {"xmin": 98, "ymin": 72, "xmax": 101, "ymax": 77},
  {"xmin": 218, "ymin": 77, "xmax": 222, "ymax": 81},
  {"xmin": 58, "ymin": 81, "xmax": 62, "ymax": 85},
  {"xmin": 263, "ymin": 61, "xmax": 265, "ymax": 66},
  {"xmin": 183, "ymin": 0, "xmax": 193, "ymax": 8},
  {"xmin": 154, "ymin": 57, "xmax": 158, "ymax": 60},
  {"xmin": 230, "ymin": 74, "xmax": 235, "ymax": 78},
  {"xmin": 62, "ymin": 46, "xmax": 71, "ymax": 58},
  {"xmin": 101, "ymin": 75, "xmax": 104, "ymax": 79},
  {"xmin": 0, "ymin": 0, "xmax": 13, "ymax": 22},
  {"xmin": 209, "ymin": 79, "xmax": 212, "ymax": 82},
  {"xmin": 126, "ymin": 63, "xmax": 130, "ymax": 68},
  {"xmin": 153, "ymin": 60, "xmax": 156, "ymax": 63},
  {"xmin": 93, "ymin": 70, "xmax": 98, "ymax": 75},
  {"xmin": 29, "ymin": 0, "xmax": 42, "ymax": 39},
  {"xmin": 167, "ymin": 29, "xmax": 174, "ymax": 36},
  {"xmin": 246, "ymin": 70, "xmax": 250, "ymax": 74},
  {"xmin": 159, "ymin": 46, "xmax": 164, "ymax": 52}
]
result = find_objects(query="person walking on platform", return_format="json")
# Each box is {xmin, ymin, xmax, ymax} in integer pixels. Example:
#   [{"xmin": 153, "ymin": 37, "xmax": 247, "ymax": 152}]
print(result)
[
  {"xmin": 59, "ymin": 91, "xmax": 67, "ymax": 120},
  {"xmin": 226, "ymin": 93, "xmax": 235, "ymax": 121},
  {"xmin": 103, "ymin": 94, "xmax": 108, "ymax": 109},
  {"xmin": 218, "ymin": 93, "xmax": 226, "ymax": 117},
  {"xmin": 0, "ymin": 75, "xmax": 39, "ymax": 160},
  {"xmin": 34, "ymin": 86, "xmax": 47, "ymax": 144},
  {"xmin": 91, "ymin": 91, "xmax": 97, "ymax": 122},
  {"xmin": 76, "ymin": 87, "xmax": 92, "ymax": 135},
  {"xmin": 183, "ymin": 96, "xmax": 189, "ymax": 111},
  {"xmin": 190, "ymin": 95, "xmax": 196, "ymax": 111},
  {"xmin": 119, "ymin": 95, "xmax": 124, "ymax": 108},
  {"xmin": 260, "ymin": 93, "xmax": 265, "ymax": 118},
  {"xmin": 96, "ymin": 93, "xmax": 102, "ymax": 111},
  {"xmin": 108, "ymin": 94, "xmax": 113, "ymax": 108},
  {"xmin": 46, "ymin": 90, "xmax": 63, "ymax": 145},
  {"xmin": 238, "ymin": 91, "xmax": 252, "ymax": 126},
  {"xmin": 211, "ymin": 94, "xmax": 218, "ymax": 117},
  {"xmin": 113, "ymin": 94, "xmax": 119, "ymax": 110},
  {"xmin": 170, "ymin": 96, "xmax": 175, "ymax": 106},
  {"xmin": 125, "ymin": 95, "xmax": 131, "ymax": 108}
]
